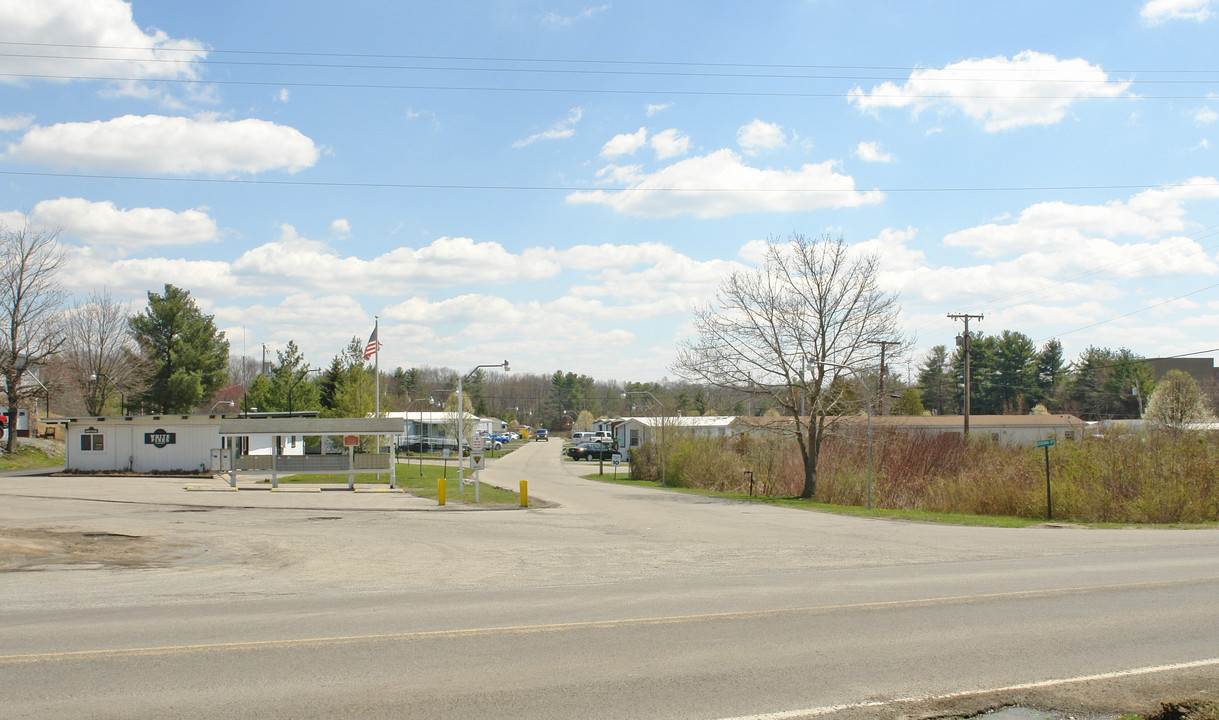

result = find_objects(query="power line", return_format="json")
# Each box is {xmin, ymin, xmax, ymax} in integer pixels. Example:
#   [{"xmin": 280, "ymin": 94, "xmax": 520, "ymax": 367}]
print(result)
[
  {"xmin": 6, "ymin": 49, "xmax": 1218, "ymax": 87},
  {"xmin": 7, "ymin": 70, "xmax": 1205, "ymax": 100},
  {"xmin": 2, "ymin": 40, "xmax": 1216, "ymax": 77}
]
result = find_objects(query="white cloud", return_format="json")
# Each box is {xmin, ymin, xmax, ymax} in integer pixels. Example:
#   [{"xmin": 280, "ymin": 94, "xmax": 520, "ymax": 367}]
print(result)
[
  {"xmin": 593, "ymin": 163, "xmax": 645, "ymax": 185},
  {"xmin": 226, "ymin": 227, "xmax": 562, "ymax": 295},
  {"xmin": 942, "ymin": 178, "xmax": 1219, "ymax": 259},
  {"xmin": 28, "ymin": 197, "xmax": 217, "ymax": 250},
  {"xmin": 6, "ymin": 114, "xmax": 319, "ymax": 175},
  {"xmin": 848, "ymin": 50, "xmax": 1132, "ymax": 131},
  {"xmin": 331, "ymin": 219, "xmax": 351, "ymax": 239},
  {"xmin": 0, "ymin": 0, "xmax": 208, "ymax": 99},
  {"xmin": 601, "ymin": 127, "xmax": 648, "ymax": 157},
  {"xmin": 568, "ymin": 148, "xmax": 884, "ymax": 218},
  {"xmin": 0, "ymin": 114, "xmax": 34, "ymax": 132},
  {"xmin": 737, "ymin": 119, "xmax": 788, "ymax": 152},
  {"xmin": 1196, "ymin": 107, "xmax": 1218, "ymax": 125},
  {"xmin": 513, "ymin": 107, "xmax": 584, "ymax": 148},
  {"xmin": 855, "ymin": 141, "xmax": 895, "ymax": 163},
  {"xmin": 276, "ymin": 89, "xmax": 290, "ymax": 103},
  {"xmin": 650, "ymin": 129, "xmax": 690, "ymax": 160},
  {"xmin": 543, "ymin": 4, "xmax": 612, "ymax": 27},
  {"xmin": 646, "ymin": 103, "xmax": 673, "ymax": 117},
  {"xmin": 1141, "ymin": 0, "xmax": 1214, "ymax": 22}
]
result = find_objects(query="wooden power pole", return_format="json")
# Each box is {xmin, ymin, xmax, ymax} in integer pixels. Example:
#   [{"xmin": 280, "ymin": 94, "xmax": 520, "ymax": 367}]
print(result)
[
  {"xmin": 869, "ymin": 340, "xmax": 901, "ymax": 414},
  {"xmin": 948, "ymin": 313, "xmax": 983, "ymax": 436}
]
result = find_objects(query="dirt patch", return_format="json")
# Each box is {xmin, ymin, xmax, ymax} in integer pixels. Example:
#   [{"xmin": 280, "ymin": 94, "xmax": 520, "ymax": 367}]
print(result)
[
  {"xmin": 0, "ymin": 525, "xmax": 187, "ymax": 571},
  {"xmin": 1148, "ymin": 698, "xmax": 1219, "ymax": 720}
]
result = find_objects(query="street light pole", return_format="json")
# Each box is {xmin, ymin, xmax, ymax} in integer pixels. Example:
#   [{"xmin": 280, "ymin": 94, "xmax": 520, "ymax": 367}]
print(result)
[
  {"xmin": 457, "ymin": 361, "xmax": 510, "ymax": 496},
  {"xmin": 287, "ymin": 367, "xmax": 321, "ymax": 416},
  {"xmin": 407, "ymin": 393, "xmax": 447, "ymax": 476},
  {"xmin": 91, "ymin": 373, "xmax": 125, "ymax": 416},
  {"xmin": 623, "ymin": 391, "xmax": 665, "ymax": 486}
]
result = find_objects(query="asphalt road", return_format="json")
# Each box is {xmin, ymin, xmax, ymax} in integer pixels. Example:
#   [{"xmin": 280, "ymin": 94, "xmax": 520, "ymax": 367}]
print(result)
[{"xmin": 1, "ymin": 440, "xmax": 1217, "ymax": 719}]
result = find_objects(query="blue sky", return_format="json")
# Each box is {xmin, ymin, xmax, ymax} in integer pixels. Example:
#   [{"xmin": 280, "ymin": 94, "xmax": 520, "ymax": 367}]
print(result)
[{"xmin": 2, "ymin": 0, "xmax": 1218, "ymax": 382}]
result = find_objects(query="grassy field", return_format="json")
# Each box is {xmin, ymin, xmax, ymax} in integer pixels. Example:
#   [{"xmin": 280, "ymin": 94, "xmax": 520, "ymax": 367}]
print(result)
[
  {"xmin": 623, "ymin": 430, "xmax": 1219, "ymax": 525},
  {"xmin": 276, "ymin": 460, "xmax": 529, "ymax": 506},
  {"xmin": 0, "ymin": 440, "xmax": 65, "ymax": 471}
]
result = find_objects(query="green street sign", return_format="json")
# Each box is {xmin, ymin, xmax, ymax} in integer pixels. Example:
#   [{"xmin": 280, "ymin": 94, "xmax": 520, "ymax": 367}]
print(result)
[{"xmin": 1036, "ymin": 438, "xmax": 1056, "ymax": 448}]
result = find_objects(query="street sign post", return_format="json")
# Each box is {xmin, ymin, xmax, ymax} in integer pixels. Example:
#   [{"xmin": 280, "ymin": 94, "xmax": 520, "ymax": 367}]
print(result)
[{"xmin": 1037, "ymin": 438, "xmax": 1055, "ymax": 519}]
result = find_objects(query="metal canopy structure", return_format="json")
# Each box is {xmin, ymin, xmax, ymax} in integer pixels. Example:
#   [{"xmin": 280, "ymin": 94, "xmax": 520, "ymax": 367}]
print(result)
[{"xmin": 217, "ymin": 417, "xmax": 403, "ymax": 490}]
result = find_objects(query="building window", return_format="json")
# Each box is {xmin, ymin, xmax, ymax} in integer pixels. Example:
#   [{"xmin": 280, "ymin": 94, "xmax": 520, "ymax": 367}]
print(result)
[
  {"xmin": 630, "ymin": 429, "xmax": 640, "ymax": 447},
  {"xmin": 81, "ymin": 434, "xmax": 104, "ymax": 452}
]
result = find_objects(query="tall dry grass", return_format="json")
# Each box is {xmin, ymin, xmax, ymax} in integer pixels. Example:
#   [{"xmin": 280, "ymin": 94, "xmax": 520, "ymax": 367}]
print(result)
[{"xmin": 629, "ymin": 428, "xmax": 1219, "ymax": 523}]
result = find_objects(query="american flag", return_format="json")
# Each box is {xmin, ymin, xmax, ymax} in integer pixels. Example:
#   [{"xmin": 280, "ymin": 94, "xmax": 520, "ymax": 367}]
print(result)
[{"xmin": 364, "ymin": 327, "xmax": 381, "ymax": 360}]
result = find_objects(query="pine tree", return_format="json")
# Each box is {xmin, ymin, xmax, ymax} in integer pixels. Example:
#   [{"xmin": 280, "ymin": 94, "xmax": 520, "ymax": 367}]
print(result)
[{"xmin": 128, "ymin": 284, "xmax": 229, "ymax": 413}]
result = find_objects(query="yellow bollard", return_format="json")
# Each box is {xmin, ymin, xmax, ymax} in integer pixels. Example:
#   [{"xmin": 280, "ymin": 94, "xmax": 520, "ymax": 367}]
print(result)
[
  {"xmin": 438, "ymin": 478, "xmax": 446, "ymax": 506},
  {"xmin": 520, "ymin": 480, "xmax": 528, "ymax": 507}
]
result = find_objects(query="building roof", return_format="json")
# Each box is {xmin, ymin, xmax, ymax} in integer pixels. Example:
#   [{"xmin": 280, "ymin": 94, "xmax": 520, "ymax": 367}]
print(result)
[
  {"xmin": 382, "ymin": 411, "xmax": 478, "ymax": 422},
  {"xmin": 738, "ymin": 413, "xmax": 1086, "ymax": 429},
  {"xmin": 610, "ymin": 415, "xmax": 739, "ymax": 428},
  {"xmin": 219, "ymin": 417, "xmax": 402, "ymax": 436}
]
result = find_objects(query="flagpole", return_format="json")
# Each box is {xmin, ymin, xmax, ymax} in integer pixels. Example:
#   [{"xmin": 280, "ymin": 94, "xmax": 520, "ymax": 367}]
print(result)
[{"xmin": 374, "ymin": 315, "xmax": 380, "ymax": 417}]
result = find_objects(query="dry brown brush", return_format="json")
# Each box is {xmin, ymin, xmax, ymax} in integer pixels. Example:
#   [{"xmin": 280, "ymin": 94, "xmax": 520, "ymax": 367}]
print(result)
[{"xmin": 628, "ymin": 427, "xmax": 1219, "ymax": 523}]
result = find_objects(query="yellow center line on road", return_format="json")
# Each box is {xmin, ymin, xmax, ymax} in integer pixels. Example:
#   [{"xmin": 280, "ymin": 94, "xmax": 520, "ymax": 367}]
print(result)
[{"xmin": 4, "ymin": 575, "xmax": 1217, "ymax": 664}]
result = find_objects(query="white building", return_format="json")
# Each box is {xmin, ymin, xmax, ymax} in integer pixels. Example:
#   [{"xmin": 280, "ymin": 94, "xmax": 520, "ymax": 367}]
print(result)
[
  {"xmin": 52, "ymin": 411, "xmax": 369, "ymax": 474},
  {"xmin": 383, "ymin": 410, "xmax": 488, "ymax": 449},
  {"xmin": 598, "ymin": 416, "xmax": 740, "ymax": 450}
]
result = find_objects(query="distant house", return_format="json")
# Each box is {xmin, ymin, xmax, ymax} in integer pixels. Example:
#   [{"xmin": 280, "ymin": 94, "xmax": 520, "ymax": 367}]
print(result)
[
  {"xmin": 383, "ymin": 410, "xmax": 485, "ymax": 446},
  {"xmin": 738, "ymin": 413, "xmax": 1086, "ymax": 447},
  {"xmin": 599, "ymin": 416, "xmax": 740, "ymax": 450}
]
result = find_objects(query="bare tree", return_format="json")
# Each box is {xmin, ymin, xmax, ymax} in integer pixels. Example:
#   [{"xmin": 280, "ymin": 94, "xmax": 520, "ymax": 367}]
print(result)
[
  {"xmin": 62, "ymin": 288, "xmax": 138, "ymax": 415},
  {"xmin": 674, "ymin": 234, "xmax": 903, "ymax": 499},
  {"xmin": 0, "ymin": 221, "xmax": 67, "ymax": 451}
]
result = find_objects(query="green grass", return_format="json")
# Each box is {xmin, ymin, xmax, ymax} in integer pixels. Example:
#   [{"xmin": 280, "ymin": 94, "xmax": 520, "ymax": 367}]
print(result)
[
  {"xmin": 583, "ymin": 472, "xmax": 1098, "ymax": 528},
  {"xmin": 276, "ymin": 461, "xmax": 529, "ymax": 505},
  {"xmin": 0, "ymin": 442, "xmax": 65, "ymax": 470}
]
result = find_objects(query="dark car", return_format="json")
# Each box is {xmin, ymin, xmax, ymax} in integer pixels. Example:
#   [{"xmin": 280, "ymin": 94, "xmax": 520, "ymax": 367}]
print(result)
[
  {"xmin": 535, "ymin": 429, "xmax": 549, "ymax": 441},
  {"xmin": 566, "ymin": 442, "xmax": 617, "ymax": 461}
]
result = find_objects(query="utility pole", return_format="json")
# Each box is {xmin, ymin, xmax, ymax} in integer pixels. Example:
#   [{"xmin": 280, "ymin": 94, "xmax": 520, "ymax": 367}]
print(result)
[
  {"xmin": 869, "ymin": 340, "xmax": 901, "ymax": 414},
  {"xmin": 948, "ymin": 313, "xmax": 984, "ymax": 436}
]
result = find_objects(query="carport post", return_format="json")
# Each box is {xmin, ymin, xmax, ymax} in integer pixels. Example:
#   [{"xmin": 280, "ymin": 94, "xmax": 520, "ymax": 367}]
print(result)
[{"xmin": 271, "ymin": 435, "xmax": 279, "ymax": 489}]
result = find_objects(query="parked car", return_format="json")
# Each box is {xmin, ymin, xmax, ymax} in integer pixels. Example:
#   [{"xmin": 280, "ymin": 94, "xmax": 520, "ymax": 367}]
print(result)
[
  {"xmin": 535, "ymin": 428, "xmax": 549, "ymax": 441},
  {"xmin": 570, "ymin": 431, "xmax": 594, "ymax": 443},
  {"xmin": 566, "ymin": 442, "xmax": 618, "ymax": 461}
]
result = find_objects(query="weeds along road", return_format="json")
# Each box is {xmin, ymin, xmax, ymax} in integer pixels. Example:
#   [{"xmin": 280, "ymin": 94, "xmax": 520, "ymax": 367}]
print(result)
[{"xmin": 1, "ymin": 439, "xmax": 1218, "ymax": 720}]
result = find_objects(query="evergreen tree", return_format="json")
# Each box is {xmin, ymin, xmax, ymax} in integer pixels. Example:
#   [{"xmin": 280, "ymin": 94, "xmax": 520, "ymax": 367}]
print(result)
[
  {"xmin": 989, "ymin": 330, "xmax": 1039, "ymax": 414},
  {"xmin": 318, "ymin": 356, "xmax": 343, "ymax": 410},
  {"xmin": 128, "ymin": 284, "xmax": 229, "ymax": 413},
  {"xmin": 1036, "ymin": 339, "xmax": 1067, "ymax": 409},
  {"xmin": 1066, "ymin": 347, "xmax": 1155, "ymax": 420},
  {"xmin": 320, "ymin": 337, "xmax": 375, "ymax": 419},
  {"xmin": 917, "ymin": 345, "xmax": 955, "ymax": 416}
]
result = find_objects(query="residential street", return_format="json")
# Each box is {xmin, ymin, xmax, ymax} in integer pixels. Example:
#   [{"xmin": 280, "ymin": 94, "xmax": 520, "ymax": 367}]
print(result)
[{"xmin": 1, "ymin": 440, "xmax": 1217, "ymax": 719}]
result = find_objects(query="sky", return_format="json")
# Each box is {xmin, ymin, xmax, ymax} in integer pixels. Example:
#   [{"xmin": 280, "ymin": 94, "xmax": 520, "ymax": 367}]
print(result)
[{"xmin": 2, "ymin": 0, "xmax": 1218, "ymax": 384}]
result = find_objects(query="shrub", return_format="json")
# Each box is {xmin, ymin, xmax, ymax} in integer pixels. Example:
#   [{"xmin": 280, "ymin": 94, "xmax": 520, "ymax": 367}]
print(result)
[{"xmin": 628, "ymin": 425, "xmax": 1219, "ymax": 523}]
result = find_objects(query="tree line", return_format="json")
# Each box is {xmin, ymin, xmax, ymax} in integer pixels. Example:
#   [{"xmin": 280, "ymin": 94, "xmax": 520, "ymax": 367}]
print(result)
[{"xmin": 915, "ymin": 333, "xmax": 1160, "ymax": 422}]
